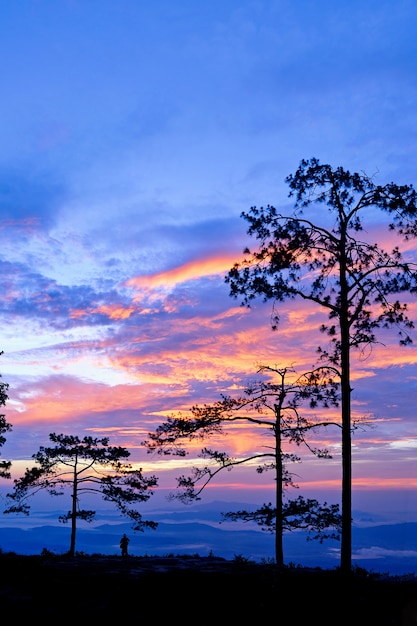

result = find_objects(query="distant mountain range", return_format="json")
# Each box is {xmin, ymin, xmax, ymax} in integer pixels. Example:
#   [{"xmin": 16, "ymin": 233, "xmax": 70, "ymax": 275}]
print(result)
[{"xmin": 0, "ymin": 501, "xmax": 416, "ymax": 576}]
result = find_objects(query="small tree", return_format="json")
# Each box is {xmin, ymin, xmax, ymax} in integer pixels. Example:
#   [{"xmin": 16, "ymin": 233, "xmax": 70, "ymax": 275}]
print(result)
[
  {"xmin": 0, "ymin": 352, "xmax": 11, "ymax": 480},
  {"xmin": 226, "ymin": 158, "xmax": 417, "ymax": 572},
  {"xmin": 5, "ymin": 433, "xmax": 158, "ymax": 556},
  {"xmin": 145, "ymin": 365, "xmax": 342, "ymax": 566},
  {"xmin": 222, "ymin": 496, "xmax": 341, "ymax": 544}
]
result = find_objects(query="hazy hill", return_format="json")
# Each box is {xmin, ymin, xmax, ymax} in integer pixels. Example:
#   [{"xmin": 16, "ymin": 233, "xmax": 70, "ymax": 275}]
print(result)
[{"xmin": 1, "ymin": 507, "xmax": 416, "ymax": 576}]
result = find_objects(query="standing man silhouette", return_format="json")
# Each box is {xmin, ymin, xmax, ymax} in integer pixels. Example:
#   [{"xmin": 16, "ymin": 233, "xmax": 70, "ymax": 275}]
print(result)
[{"xmin": 120, "ymin": 533, "xmax": 130, "ymax": 557}]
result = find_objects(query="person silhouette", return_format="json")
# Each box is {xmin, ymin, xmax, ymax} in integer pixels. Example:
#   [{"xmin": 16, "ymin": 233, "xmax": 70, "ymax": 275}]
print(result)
[{"xmin": 120, "ymin": 533, "xmax": 130, "ymax": 557}]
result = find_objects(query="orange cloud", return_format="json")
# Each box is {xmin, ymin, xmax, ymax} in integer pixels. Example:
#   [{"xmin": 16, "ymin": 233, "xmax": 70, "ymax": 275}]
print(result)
[
  {"xmin": 71, "ymin": 304, "xmax": 135, "ymax": 320},
  {"xmin": 296, "ymin": 477, "xmax": 417, "ymax": 490},
  {"xmin": 7, "ymin": 378, "xmax": 154, "ymax": 425},
  {"xmin": 93, "ymin": 305, "xmax": 135, "ymax": 320},
  {"xmin": 125, "ymin": 253, "xmax": 239, "ymax": 291}
]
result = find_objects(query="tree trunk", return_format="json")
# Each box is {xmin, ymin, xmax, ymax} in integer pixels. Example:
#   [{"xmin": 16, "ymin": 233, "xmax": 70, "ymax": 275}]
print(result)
[
  {"xmin": 274, "ymin": 404, "xmax": 284, "ymax": 567},
  {"xmin": 340, "ymin": 328, "xmax": 352, "ymax": 572},
  {"xmin": 339, "ymin": 236, "xmax": 352, "ymax": 574},
  {"xmin": 69, "ymin": 459, "xmax": 78, "ymax": 557}
]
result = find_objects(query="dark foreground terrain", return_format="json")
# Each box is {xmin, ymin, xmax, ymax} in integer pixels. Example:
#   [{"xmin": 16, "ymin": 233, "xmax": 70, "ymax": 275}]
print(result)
[{"xmin": 0, "ymin": 552, "xmax": 416, "ymax": 624}]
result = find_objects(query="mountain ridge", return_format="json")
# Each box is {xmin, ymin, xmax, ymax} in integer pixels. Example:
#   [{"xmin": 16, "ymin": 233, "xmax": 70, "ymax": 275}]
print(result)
[{"xmin": 1, "ymin": 516, "xmax": 416, "ymax": 576}]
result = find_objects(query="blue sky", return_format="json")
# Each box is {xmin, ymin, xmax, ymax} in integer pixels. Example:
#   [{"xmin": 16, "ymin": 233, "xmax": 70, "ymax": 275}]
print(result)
[{"xmin": 0, "ymin": 0, "xmax": 416, "ymax": 531}]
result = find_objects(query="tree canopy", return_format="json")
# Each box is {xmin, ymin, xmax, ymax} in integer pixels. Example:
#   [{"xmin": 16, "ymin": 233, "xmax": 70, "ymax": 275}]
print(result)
[
  {"xmin": 5, "ymin": 433, "xmax": 158, "ymax": 556},
  {"xmin": 0, "ymin": 352, "xmax": 11, "ymax": 480},
  {"xmin": 226, "ymin": 157, "xmax": 417, "ymax": 572}
]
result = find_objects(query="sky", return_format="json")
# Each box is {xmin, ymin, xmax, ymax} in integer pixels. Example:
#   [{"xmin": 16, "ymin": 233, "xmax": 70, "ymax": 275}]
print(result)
[{"xmin": 0, "ymin": 0, "xmax": 416, "ymax": 530}]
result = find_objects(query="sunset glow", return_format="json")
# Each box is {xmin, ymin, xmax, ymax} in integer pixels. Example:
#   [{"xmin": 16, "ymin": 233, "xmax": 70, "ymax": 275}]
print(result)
[{"xmin": 0, "ymin": 1, "xmax": 416, "ymax": 550}]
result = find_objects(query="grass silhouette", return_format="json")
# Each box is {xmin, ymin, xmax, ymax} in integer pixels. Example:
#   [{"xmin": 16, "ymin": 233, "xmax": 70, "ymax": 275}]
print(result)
[{"xmin": 0, "ymin": 551, "xmax": 415, "ymax": 623}]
